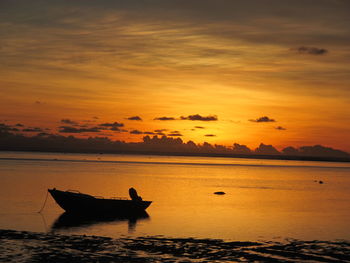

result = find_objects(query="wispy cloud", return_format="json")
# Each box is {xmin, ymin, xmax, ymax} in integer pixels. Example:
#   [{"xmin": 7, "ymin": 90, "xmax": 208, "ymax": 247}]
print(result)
[
  {"xmin": 181, "ymin": 114, "xmax": 218, "ymax": 121},
  {"xmin": 154, "ymin": 117, "xmax": 176, "ymax": 121},
  {"xmin": 154, "ymin": 129, "xmax": 168, "ymax": 132},
  {"xmin": 99, "ymin": 122, "xmax": 124, "ymax": 128},
  {"xmin": 127, "ymin": 116, "xmax": 142, "ymax": 121},
  {"xmin": 167, "ymin": 131, "xmax": 183, "ymax": 136},
  {"xmin": 275, "ymin": 126, "xmax": 286, "ymax": 130},
  {"xmin": 249, "ymin": 116, "xmax": 275, "ymax": 123},
  {"xmin": 22, "ymin": 127, "xmax": 43, "ymax": 132},
  {"xmin": 292, "ymin": 46, "xmax": 328, "ymax": 55},
  {"xmin": 61, "ymin": 119, "xmax": 78, "ymax": 125},
  {"xmin": 59, "ymin": 126, "xmax": 101, "ymax": 133},
  {"xmin": 130, "ymin": 129, "xmax": 143, "ymax": 135}
]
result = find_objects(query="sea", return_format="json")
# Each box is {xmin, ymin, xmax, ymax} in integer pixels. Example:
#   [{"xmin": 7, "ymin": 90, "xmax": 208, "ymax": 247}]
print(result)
[{"xmin": 0, "ymin": 151, "xmax": 349, "ymax": 242}]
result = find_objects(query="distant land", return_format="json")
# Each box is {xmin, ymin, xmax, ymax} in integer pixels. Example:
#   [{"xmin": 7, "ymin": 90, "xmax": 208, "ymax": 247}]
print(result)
[{"xmin": 1, "ymin": 128, "xmax": 349, "ymax": 163}]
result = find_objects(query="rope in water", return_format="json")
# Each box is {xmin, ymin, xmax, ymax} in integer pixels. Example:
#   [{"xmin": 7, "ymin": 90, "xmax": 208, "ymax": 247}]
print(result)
[{"xmin": 38, "ymin": 190, "xmax": 49, "ymax": 213}]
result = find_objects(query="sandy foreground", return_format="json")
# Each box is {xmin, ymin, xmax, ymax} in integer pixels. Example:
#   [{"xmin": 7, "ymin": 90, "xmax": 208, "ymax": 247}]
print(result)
[{"xmin": 0, "ymin": 229, "xmax": 349, "ymax": 262}]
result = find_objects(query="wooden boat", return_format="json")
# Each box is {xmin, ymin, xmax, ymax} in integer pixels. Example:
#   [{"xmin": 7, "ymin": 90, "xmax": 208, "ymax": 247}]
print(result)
[{"xmin": 48, "ymin": 188, "xmax": 152, "ymax": 215}]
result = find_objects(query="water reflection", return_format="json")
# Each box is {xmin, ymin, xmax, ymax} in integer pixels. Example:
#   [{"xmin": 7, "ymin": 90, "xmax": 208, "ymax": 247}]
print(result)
[{"xmin": 51, "ymin": 211, "xmax": 150, "ymax": 233}]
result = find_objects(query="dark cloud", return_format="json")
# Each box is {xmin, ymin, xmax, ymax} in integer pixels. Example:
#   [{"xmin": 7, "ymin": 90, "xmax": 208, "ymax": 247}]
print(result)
[
  {"xmin": 205, "ymin": 134, "xmax": 216, "ymax": 137},
  {"xmin": 110, "ymin": 127, "xmax": 127, "ymax": 132},
  {"xmin": 275, "ymin": 126, "xmax": 286, "ymax": 130},
  {"xmin": 143, "ymin": 131, "xmax": 155, "ymax": 135},
  {"xmin": 232, "ymin": 143, "xmax": 251, "ymax": 154},
  {"xmin": 130, "ymin": 129, "xmax": 143, "ymax": 135},
  {"xmin": 293, "ymin": 46, "xmax": 328, "ymax": 55},
  {"xmin": 15, "ymin": 123, "xmax": 24, "ymax": 127},
  {"xmin": 195, "ymin": 126, "xmax": 205, "ymax": 129},
  {"xmin": 35, "ymin": 101, "xmax": 42, "ymax": 104},
  {"xmin": 181, "ymin": 114, "xmax": 218, "ymax": 121},
  {"xmin": 37, "ymin": 132, "xmax": 51, "ymax": 137},
  {"xmin": 99, "ymin": 122, "xmax": 124, "ymax": 128},
  {"xmin": 1, "ymin": 123, "xmax": 349, "ymax": 159},
  {"xmin": 0, "ymin": 123, "xmax": 19, "ymax": 133},
  {"xmin": 282, "ymin": 146, "xmax": 299, "ymax": 155},
  {"xmin": 22, "ymin": 127, "xmax": 43, "ymax": 132},
  {"xmin": 59, "ymin": 126, "xmax": 101, "ymax": 133},
  {"xmin": 127, "ymin": 116, "xmax": 142, "ymax": 121},
  {"xmin": 61, "ymin": 119, "xmax": 78, "ymax": 125},
  {"xmin": 249, "ymin": 116, "xmax": 276, "ymax": 123},
  {"xmin": 154, "ymin": 129, "xmax": 168, "ymax": 132},
  {"xmin": 154, "ymin": 117, "xmax": 176, "ymax": 121},
  {"xmin": 167, "ymin": 132, "xmax": 183, "ymax": 136},
  {"xmin": 299, "ymin": 145, "xmax": 349, "ymax": 158},
  {"xmin": 255, "ymin": 143, "xmax": 280, "ymax": 155}
]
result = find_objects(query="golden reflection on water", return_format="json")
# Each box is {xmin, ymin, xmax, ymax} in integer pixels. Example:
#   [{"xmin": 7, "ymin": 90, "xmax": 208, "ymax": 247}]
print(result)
[{"xmin": 0, "ymin": 152, "xmax": 349, "ymax": 240}]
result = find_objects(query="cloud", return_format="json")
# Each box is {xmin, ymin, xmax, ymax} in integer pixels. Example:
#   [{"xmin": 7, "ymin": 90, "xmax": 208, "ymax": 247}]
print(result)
[
  {"xmin": 249, "ymin": 116, "xmax": 276, "ymax": 123},
  {"xmin": 154, "ymin": 129, "xmax": 168, "ymax": 132},
  {"xmin": 232, "ymin": 143, "xmax": 251, "ymax": 154},
  {"xmin": 37, "ymin": 132, "xmax": 51, "ymax": 137},
  {"xmin": 130, "ymin": 129, "xmax": 143, "ymax": 134},
  {"xmin": 255, "ymin": 143, "xmax": 280, "ymax": 155},
  {"xmin": 181, "ymin": 114, "xmax": 218, "ymax": 121},
  {"xmin": 293, "ymin": 46, "xmax": 328, "ymax": 55},
  {"xmin": 110, "ymin": 127, "xmax": 127, "ymax": 132},
  {"xmin": 143, "ymin": 131, "xmax": 155, "ymax": 135},
  {"xmin": 195, "ymin": 126, "xmax": 205, "ymax": 129},
  {"xmin": 61, "ymin": 119, "xmax": 78, "ymax": 125},
  {"xmin": 205, "ymin": 134, "xmax": 216, "ymax": 137},
  {"xmin": 154, "ymin": 117, "xmax": 176, "ymax": 121},
  {"xmin": 275, "ymin": 126, "xmax": 286, "ymax": 130},
  {"xmin": 127, "ymin": 116, "xmax": 142, "ymax": 121},
  {"xmin": 299, "ymin": 145, "xmax": 349, "ymax": 158},
  {"xmin": 167, "ymin": 132, "xmax": 183, "ymax": 136},
  {"xmin": 282, "ymin": 146, "xmax": 299, "ymax": 155},
  {"xmin": 99, "ymin": 122, "xmax": 124, "ymax": 128},
  {"xmin": 59, "ymin": 126, "xmax": 101, "ymax": 133},
  {"xmin": 15, "ymin": 123, "xmax": 24, "ymax": 127},
  {"xmin": 22, "ymin": 127, "xmax": 43, "ymax": 132},
  {"xmin": 0, "ymin": 123, "xmax": 19, "ymax": 133}
]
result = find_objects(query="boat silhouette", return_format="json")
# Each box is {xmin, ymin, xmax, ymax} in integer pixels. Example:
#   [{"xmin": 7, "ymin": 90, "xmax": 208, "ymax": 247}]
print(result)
[{"xmin": 48, "ymin": 188, "xmax": 152, "ymax": 215}]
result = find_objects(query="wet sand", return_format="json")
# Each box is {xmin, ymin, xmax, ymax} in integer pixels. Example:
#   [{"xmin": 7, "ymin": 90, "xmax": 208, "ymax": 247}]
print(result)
[{"xmin": 0, "ymin": 229, "xmax": 349, "ymax": 262}]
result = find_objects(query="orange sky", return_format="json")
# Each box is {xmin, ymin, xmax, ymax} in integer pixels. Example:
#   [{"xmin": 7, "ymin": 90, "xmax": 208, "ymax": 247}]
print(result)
[{"xmin": 1, "ymin": 0, "xmax": 350, "ymax": 152}]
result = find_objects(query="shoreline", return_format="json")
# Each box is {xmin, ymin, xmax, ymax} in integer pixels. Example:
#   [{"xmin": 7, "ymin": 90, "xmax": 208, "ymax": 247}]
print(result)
[
  {"xmin": 1, "ymin": 149, "xmax": 350, "ymax": 163},
  {"xmin": 1, "ymin": 229, "xmax": 349, "ymax": 262}
]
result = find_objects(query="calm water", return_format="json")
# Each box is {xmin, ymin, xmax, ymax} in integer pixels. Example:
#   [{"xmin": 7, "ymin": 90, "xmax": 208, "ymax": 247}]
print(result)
[{"xmin": 0, "ymin": 151, "xmax": 349, "ymax": 241}]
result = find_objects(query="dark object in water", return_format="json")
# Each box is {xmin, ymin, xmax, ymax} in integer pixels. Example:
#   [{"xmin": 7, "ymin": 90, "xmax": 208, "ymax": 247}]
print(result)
[
  {"xmin": 48, "ymin": 188, "xmax": 152, "ymax": 215},
  {"xmin": 214, "ymin": 191, "xmax": 226, "ymax": 195},
  {"xmin": 129, "ymin": 187, "xmax": 143, "ymax": 201},
  {"xmin": 319, "ymin": 180, "xmax": 324, "ymax": 184}
]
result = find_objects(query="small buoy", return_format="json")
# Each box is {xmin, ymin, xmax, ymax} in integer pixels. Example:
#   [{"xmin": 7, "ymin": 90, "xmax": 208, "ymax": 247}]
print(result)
[
  {"xmin": 319, "ymin": 180, "xmax": 324, "ymax": 184},
  {"xmin": 214, "ymin": 191, "xmax": 225, "ymax": 195}
]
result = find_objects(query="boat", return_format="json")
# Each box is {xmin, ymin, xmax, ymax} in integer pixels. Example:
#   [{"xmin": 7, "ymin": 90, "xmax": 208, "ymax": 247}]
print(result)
[{"xmin": 48, "ymin": 188, "xmax": 152, "ymax": 215}]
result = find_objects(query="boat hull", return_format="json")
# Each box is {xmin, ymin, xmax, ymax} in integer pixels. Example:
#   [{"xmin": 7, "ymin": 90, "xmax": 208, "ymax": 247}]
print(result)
[{"xmin": 48, "ymin": 189, "xmax": 152, "ymax": 215}]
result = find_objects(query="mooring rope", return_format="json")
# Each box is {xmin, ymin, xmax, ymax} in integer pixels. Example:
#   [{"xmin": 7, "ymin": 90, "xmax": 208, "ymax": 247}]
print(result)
[{"xmin": 38, "ymin": 190, "xmax": 49, "ymax": 213}]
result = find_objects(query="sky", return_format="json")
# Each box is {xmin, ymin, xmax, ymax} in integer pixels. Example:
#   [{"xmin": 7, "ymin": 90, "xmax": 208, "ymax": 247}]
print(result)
[{"xmin": 1, "ymin": 0, "xmax": 350, "ymax": 152}]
